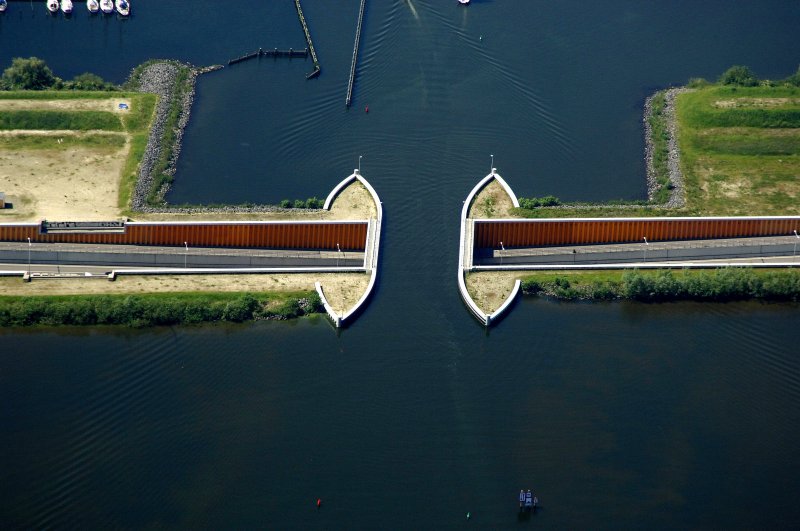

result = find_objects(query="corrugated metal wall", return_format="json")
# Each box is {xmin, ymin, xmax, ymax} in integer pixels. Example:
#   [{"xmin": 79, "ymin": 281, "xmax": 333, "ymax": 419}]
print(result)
[
  {"xmin": 474, "ymin": 218, "xmax": 800, "ymax": 248},
  {"xmin": 0, "ymin": 222, "xmax": 368, "ymax": 250}
]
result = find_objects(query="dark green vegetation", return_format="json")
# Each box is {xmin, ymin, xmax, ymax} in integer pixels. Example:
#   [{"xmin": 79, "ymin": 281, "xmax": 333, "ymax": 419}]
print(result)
[
  {"xmin": 1, "ymin": 57, "xmax": 118, "ymax": 91},
  {"xmin": 125, "ymin": 60, "xmax": 194, "ymax": 206},
  {"xmin": 0, "ymin": 291, "xmax": 322, "ymax": 328},
  {"xmin": 521, "ymin": 268, "xmax": 800, "ymax": 302},
  {"xmin": 280, "ymin": 197, "xmax": 324, "ymax": 209},
  {"xmin": 512, "ymin": 65, "xmax": 800, "ymax": 218}
]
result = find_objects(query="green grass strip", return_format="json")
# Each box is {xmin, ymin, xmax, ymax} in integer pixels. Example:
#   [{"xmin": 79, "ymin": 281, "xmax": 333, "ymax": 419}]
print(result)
[
  {"xmin": 0, "ymin": 110, "xmax": 122, "ymax": 131},
  {"xmin": 0, "ymin": 133, "xmax": 123, "ymax": 150},
  {"xmin": 0, "ymin": 291, "xmax": 322, "ymax": 328}
]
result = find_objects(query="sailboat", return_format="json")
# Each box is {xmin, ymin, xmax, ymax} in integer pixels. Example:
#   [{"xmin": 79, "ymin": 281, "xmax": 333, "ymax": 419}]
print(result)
[
  {"xmin": 115, "ymin": 0, "xmax": 130, "ymax": 16},
  {"xmin": 87, "ymin": 0, "xmax": 100, "ymax": 13},
  {"xmin": 61, "ymin": 0, "xmax": 73, "ymax": 14},
  {"xmin": 100, "ymin": 0, "xmax": 113, "ymax": 14},
  {"xmin": 47, "ymin": 0, "xmax": 59, "ymax": 14},
  {"xmin": 0, "ymin": 0, "xmax": 8, "ymax": 14}
]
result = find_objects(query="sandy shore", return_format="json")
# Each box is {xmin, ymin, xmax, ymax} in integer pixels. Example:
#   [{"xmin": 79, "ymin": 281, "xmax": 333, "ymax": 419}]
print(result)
[{"xmin": 0, "ymin": 98, "xmax": 131, "ymax": 112}]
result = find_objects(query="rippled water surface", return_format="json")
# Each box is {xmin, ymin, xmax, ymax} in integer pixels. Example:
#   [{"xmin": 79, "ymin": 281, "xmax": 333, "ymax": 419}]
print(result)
[{"xmin": 2, "ymin": 1, "xmax": 800, "ymax": 528}]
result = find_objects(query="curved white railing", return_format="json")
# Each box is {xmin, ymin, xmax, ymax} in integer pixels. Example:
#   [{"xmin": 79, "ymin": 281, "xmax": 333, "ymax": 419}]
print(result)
[
  {"xmin": 317, "ymin": 169, "xmax": 383, "ymax": 327},
  {"xmin": 457, "ymin": 169, "xmax": 521, "ymax": 326}
]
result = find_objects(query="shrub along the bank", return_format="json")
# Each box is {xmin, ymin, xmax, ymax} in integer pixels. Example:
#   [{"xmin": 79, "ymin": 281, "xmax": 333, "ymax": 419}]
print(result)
[
  {"xmin": 0, "ymin": 292, "xmax": 322, "ymax": 328},
  {"xmin": 521, "ymin": 268, "xmax": 800, "ymax": 302}
]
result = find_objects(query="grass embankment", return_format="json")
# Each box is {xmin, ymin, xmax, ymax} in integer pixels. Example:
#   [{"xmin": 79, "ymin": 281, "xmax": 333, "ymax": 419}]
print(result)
[
  {"xmin": 520, "ymin": 268, "xmax": 800, "ymax": 302},
  {"xmin": 0, "ymin": 291, "xmax": 322, "ymax": 328},
  {"xmin": 677, "ymin": 85, "xmax": 800, "ymax": 216}
]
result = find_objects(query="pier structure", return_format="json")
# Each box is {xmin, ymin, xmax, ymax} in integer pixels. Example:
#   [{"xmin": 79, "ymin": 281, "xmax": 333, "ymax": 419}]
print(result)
[
  {"xmin": 345, "ymin": 0, "xmax": 367, "ymax": 107},
  {"xmin": 228, "ymin": 48, "xmax": 309, "ymax": 66},
  {"xmin": 294, "ymin": 0, "xmax": 321, "ymax": 79},
  {"xmin": 458, "ymin": 171, "xmax": 800, "ymax": 326}
]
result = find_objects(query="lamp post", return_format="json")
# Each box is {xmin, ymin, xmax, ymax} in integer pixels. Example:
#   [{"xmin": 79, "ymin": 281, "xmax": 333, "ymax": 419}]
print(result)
[
  {"xmin": 794, "ymin": 230, "xmax": 799, "ymax": 264},
  {"xmin": 358, "ymin": 155, "xmax": 362, "ymax": 174},
  {"xmin": 490, "ymin": 154, "xmax": 494, "ymax": 173},
  {"xmin": 336, "ymin": 243, "xmax": 341, "ymax": 267},
  {"xmin": 500, "ymin": 241, "xmax": 505, "ymax": 266},
  {"xmin": 184, "ymin": 242, "xmax": 188, "ymax": 269},
  {"xmin": 27, "ymin": 237, "xmax": 31, "ymax": 275},
  {"xmin": 643, "ymin": 236, "xmax": 649, "ymax": 263}
]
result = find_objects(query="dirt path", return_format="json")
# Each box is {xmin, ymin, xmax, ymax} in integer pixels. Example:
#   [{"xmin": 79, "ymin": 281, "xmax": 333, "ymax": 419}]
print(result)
[
  {"xmin": 0, "ymin": 98, "xmax": 132, "ymax": 112},
  {"xmin": 0, "ymin": 272, "xmax": 370, "ymax": 310}
]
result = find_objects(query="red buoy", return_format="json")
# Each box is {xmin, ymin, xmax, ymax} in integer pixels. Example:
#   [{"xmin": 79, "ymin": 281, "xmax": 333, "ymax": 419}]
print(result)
[
  {"xmin": 365, "ymin": 105, "xmax": 369, "ymax": 113},
  {"xmin": 317, "ymin": 498, "xmax": 322, "ymax": 508}
]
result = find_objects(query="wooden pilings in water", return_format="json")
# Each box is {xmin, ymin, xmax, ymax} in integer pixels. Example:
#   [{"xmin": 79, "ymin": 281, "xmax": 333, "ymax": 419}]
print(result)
[
  {"xmin": 294, "ymin": 0, "xmax": 321, "ymax": 79},
  {"xmin": 345, "ymin": 0, "xmax": 367, "ymax": 107},
  {"xmin": 228, "ymin": 48, "xmax": 309, "ymax": 66}
]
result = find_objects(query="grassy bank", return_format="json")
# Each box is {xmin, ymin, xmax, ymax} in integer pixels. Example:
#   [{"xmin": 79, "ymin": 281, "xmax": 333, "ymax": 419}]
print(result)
[
  {"xmin": 521, "ymin": 268, "xmax": 800, "ymax": 302},
  {"xmin": 0, "ymin": 132, "xmax": 123, "ymax": 151},
  {"xmin": 677, "ymin": 85, "xmax": 800, "ymax": 216},
  {"xmin": 0, "ymin": 291, "xmax": 322, "ymax": 328}
]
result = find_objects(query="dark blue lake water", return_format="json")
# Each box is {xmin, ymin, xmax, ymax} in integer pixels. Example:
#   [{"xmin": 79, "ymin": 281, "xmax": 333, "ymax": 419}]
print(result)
[{"xmin": 2, "ymin": 1, "xmax": 800, "ymax": 528}]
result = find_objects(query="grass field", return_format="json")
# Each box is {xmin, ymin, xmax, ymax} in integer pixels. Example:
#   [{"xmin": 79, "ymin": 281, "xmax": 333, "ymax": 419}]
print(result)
[{"xmin": 676, "ymin": 85, "xmax": 800, "ymax": 216}]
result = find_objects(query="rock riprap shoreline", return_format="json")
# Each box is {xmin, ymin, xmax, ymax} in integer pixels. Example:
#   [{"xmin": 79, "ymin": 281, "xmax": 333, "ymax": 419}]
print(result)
[
  {"xmin": 643, "ymin": 87, "xmax": 691, "ymax": 208},
  {"xmin": 128, "ymin": 60, "xmax": 322, "ymax": 215}
]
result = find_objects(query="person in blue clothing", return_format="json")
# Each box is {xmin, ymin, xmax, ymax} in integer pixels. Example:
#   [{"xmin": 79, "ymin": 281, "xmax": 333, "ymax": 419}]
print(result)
[
  {"xmin": 519, "ymin": 489, "xmax": 525, "ymax": 512},
  {"xmin": 525, "ymin": 490, "xmax": 533, "ymax": 511}
]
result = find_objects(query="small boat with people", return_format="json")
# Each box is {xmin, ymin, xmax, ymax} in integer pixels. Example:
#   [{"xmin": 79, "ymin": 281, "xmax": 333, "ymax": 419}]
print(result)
[
  {"xmin": 87, "ymin": 0, "xmax": 99, "ymax": 13},
  {"xmin": 115, "ymin": 0, "xmax": 130, "ymax": 16},
  {"xmin": 46, "ymin": 0, "xmax": 59, "ymax": 14},
  {"xmin": 61, "ymin": 0, "xmax": 73, "ymax": 14},
  {"xmin": 0, "ymin": 0, "xmax": 7, "ymax": 13},
  {"xmin": 100, "ymin": 0, "xmax": 113, "ymax": 14},
  {"xmin": 518, "ymin": 489, "xmax": 538, "ymax": 513}
]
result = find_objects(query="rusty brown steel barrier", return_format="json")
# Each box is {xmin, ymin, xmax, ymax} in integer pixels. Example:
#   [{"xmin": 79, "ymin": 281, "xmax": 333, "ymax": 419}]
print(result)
[
  {"xmin": 0, "ymin": 221, "xmax": 368, "ymax": 251},
  {"xmin": 473, "ymin": 217, "xmax": 800, "ymax": 249}
]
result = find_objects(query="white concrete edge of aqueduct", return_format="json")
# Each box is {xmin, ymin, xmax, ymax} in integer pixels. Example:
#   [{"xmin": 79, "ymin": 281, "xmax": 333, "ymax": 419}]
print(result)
[
  {"xmin": 316, "ymin": 169, "xmax": 383, "ymax": 327},
  {"xmin": 457, "ymin": 169, "xmax": 520, "ymax": 327}
]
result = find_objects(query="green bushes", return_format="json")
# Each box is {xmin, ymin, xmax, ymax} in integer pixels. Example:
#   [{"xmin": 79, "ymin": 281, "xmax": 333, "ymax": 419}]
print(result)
[
  {"xmin": 518, "ymin": 195, "xmax": 561, "ymax": 209},
  {"xmin": 0, "ymin": 291, "xmax": 322, "ymax": 328},
  {"xmin": 719, "ymin": 65, "xmax": 760, "ymax": 87},
  {"xmin": 1, "ymin": 57, "xmax": 117, "ymax": 91},
  {"xmin": 280, "ymin": 197, "xmax": 323, "ymax": 209},
  {"xmin": 521, "ymin": 268, "xmax": 800, "ymax": 302}
]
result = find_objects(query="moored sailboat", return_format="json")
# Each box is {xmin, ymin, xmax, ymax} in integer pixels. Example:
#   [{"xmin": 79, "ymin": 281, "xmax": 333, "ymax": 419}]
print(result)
[
  {"xmin": 100, "ymin": 0, "xmax": 113, "ymax": 14},
  {"xmin": 115, "ymin": 0, "xmax": 130, "ymax": 16},
  {"xmin": 87, "ymin": 0, "xmax": 100, "ymax": 13},
  {"xmin": 0, "ymin": 0, "xmax": 8, "ymax": 14},
  {"xmin": 46, "ymin": 0, "xmax": 59, "ymax": 14},
  {"xmin": 61, "ymin": 0, "xmax": 73, "ymax": 14}
]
